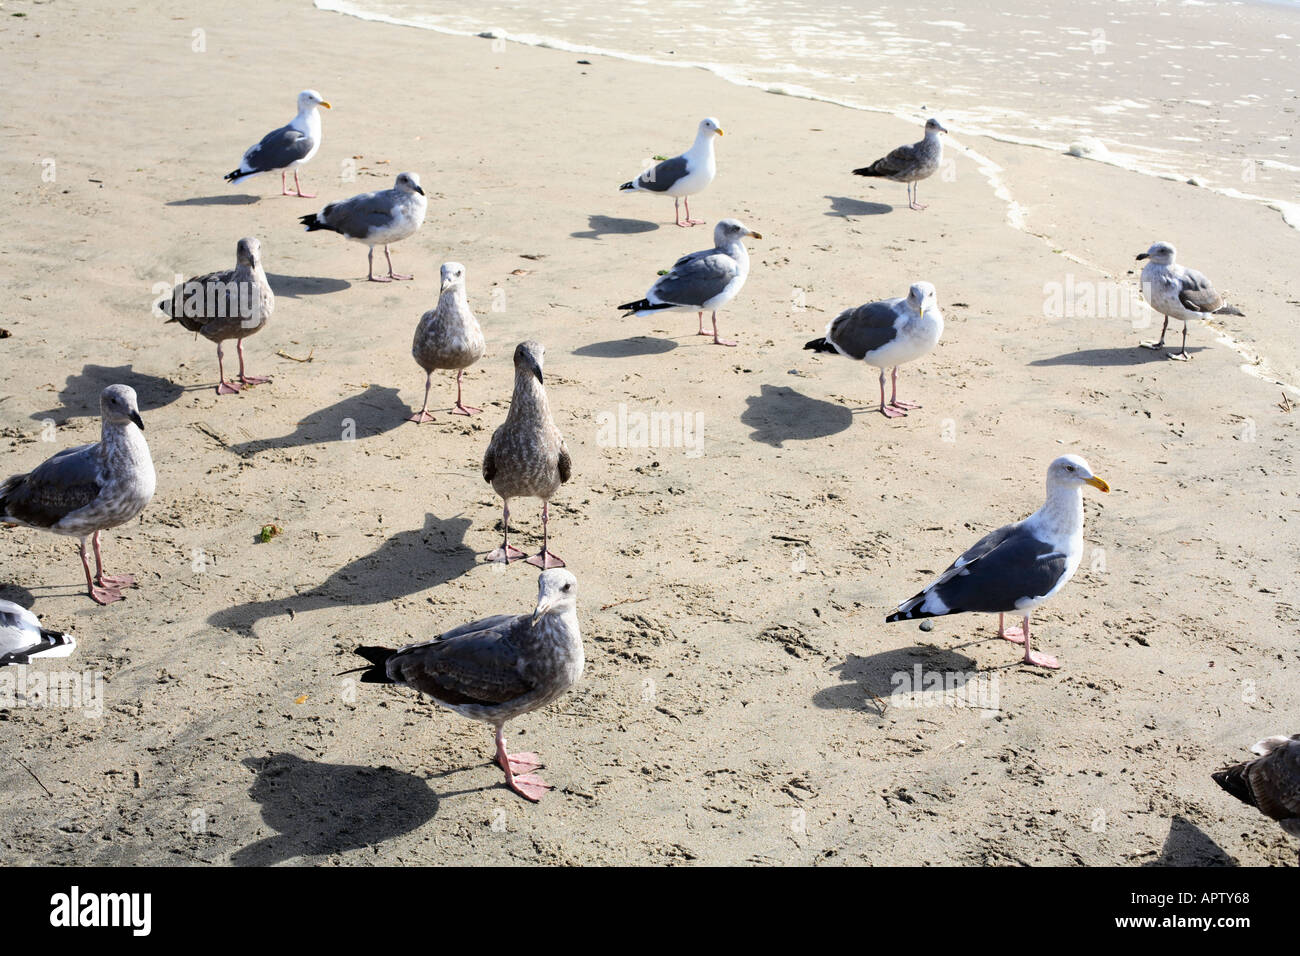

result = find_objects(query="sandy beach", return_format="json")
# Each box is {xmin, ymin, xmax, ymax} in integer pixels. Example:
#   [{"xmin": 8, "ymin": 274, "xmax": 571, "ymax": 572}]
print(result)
[{"xmin": 1, "ymin": 0, "xmax": 1298, "ymax": 866}]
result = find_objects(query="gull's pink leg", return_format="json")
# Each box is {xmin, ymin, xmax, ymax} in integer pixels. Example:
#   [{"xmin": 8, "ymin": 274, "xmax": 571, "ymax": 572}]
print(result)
[
  {"xmin": 80, "ymin": 537, "xmax": 122, "ymax": 605},
  {"xmin": 696, "ymin": 311, "xmax": 710, "ymax": 336},
  {"xmin": 889, "ymin": 366, "xmax": 921, "ymax": 410},
  {"xmin": 487, "ymin": 500, "xmax": 527, "ymax": 563},
  {"xmin": 281, "ymin": 171, "xmax": 292, "ymax": 196},
  {"xmin": 997, "ymin": 612, "xmax": 1026, "ymax": 644},
  {"xmin": 237, "ymin": 339, "xmax": 270, "ymax": 386},
  {"xmin": 292, "ymin": 169, "xmax": 316, "ymax": 199},
  {"xmin": 366, "ymin": 246, "xmax": 391, "ymax": 283},
  {"xmin": 879, "ymin": 368, "xmax": 904, "ymax": 418},
  {"xmin": 92, "ymin": 531, "xmax": 135, "ymax": 592},
  {"xmin": 494, "ymin": 727, "xmax": 551, "ymax": 802},
  {"xmin": 1140, "ymin": 317, "xmax": 1169, "ymax": 351},
  {"xmin": 1168, "ymin": 322, "xmax": 1191, "ymax": 362},
  {"xmin": 526, "ymin": 501, "xmax": 565, "ymax": 569},
  {"xmin": 451, "ymin": 369, "xmax": 482, "ymax": 416},
  {"xmin": 710, "ymin": 311, "xmax": 737, "ymax": 348},
  {"xmin": 384, "ymin": 245, "xmax": 413, "ymax": 281},
  {"xmin": 674, "ymin": 197, "xmax": 687, "ymax": 227},
  {"xmin": 1020, "ymin": 616, "xmax": 1060, "ymax": 670},
  {"xmin": 216, "ymin": 343, "xmax": 241, "ymax": 395},
  {"xmin": 408, "ymin": 372, "xmax": 435, "ymax": 424},
  {"xmin": 683, "ymin": 195, "xmax": 705, "ymax": 226},
  {"xmin": 909, "ymin": 181, "xmax": 928, "ymax": 211}
]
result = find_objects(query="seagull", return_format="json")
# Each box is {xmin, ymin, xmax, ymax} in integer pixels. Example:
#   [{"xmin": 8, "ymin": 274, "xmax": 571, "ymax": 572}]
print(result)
[
  {"xmin": 853, "ymin": 117, "xmax": 947, "ymax": 210},
  {"xmin": 351, "ymin": 569, "xmax": 583, "ymax": 802},
  {"xmin": 409, "ymin": 262, "xmax": 486, "ymax": 423},
  {"xmin": 619, "ymin": 117, "xmax": 723, "ymax": 227},
  {"xmin": 618, "ymin": 218, "xmax": 761, "ymax": 347},
  {"xmin": 483, "ymin": 342, "xmax": 571, "ymax": 569},
  {"xmin": 1136, "ymin": 241, "xmax": 1245, "ymax": 360},
  {"xmin": 163, "ymin": 237, "xmax": 275, "ymax": 395},
  {"xmin": 886, "ymin": 455, "xmax": 1110, "ymax": 670},
  {"xmin": 1213, "ymin": 735, "xmax": 1300, "ymax": 857},
  {"xmin": 299, "ymin": 172, "xmax": 427, "ymax": 282},
  {"xmin": 803, "ymin": 282, "xmax": 944, "ymax": 418},
  {"xmin": 1, "ymin": 601, "xmax": 75, "ymax": 666},
  {"xmin": 1, "ymin": 385, "xmax": 156, "ymax": 605},
  {"xmin": 224, "ymin": 89, "xmax": 330, "ymax": 198}
]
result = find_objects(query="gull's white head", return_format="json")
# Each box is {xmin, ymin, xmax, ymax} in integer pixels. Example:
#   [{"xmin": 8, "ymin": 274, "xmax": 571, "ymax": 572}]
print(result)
[
  {"xmin": 907, "ymin": 281, "xmax": 938, "ymax": 314},
  {"xmin": 1136, "ymin": 241, "xmax": 1176, "ymax": 265},
  {"xmin": 395, "ymin": 171, "xmax": 425, "ymax": 196},
  {"xmin": 1047, "ymin": 454, "xmax": 1110, "ymax": 493},
  {"xmin": 698, "ymin": 117, "xmax": 724, "ymax": 138},
  {"xmin": 440, "ymin": 261, "xmax": 466, "ymax": 293},
  {"xmin": 298, "ymin": 89, "xmax": 331, "ymax": 112},
  {"xmin": 532, "ymin": 569, "xmax": 578, "ymax": 624},
  {"xmin": 101, "ymin": 384, "xmax": 144, "ymax": 431},
  {"xmin": 714, "ymin": 218, "xmax": 761, "ymax": 247},
  {"xmin": 925, "ymin": 117, "xmax": 948, "ymax": 135},
  {"xmin": 236, "ymin": 236, "xmax": 262, "ymax": 268}
]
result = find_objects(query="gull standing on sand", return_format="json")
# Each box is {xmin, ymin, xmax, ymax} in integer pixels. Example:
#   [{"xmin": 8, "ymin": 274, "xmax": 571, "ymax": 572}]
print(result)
[
  {"xmin": 1, "ymin": 601, "xmax": 76, "ymax": 666},
  {"xmin": 618, "ymin": 218, "xmax": 761, "ymax": 347},
  {"xmin": 853, "ymin": 117, "xmax": 947, "ymax": 210},
  {"xmin": 351, "ymin": 569, "xmax": 583, "ymax": 802},
  {"xmin": 299, "ymin": 172, "xmax": 427, "ymax": 282},
  {"xmin": 619, "ymin": 118, "xmax": 723, "ymax": 227},
  {"xmin": 803, "ymin": 282, "xmax": 944, "ymax": 418},
  {"xmin": 886, "ymin": 455, "xmax": 1110, "ymax": 670},
  {"xmin": 163, "ymin": 237, "xmax": 275, "ymax": 396},
  {"xmin": 1213, "ymin": 735, "xmax": 1300, "ymax": 856},
  {"xmin": 1136, "ymin": 241, "xmax": 1245, "ymax": 360},
  {"xmin": 0, "ymin": 386, "xmax": 156, "ymax": 606},
  {"xmin": 409, "ymin": 262, "xmax": 486, "ymax": 423},
  {"xmin": 483, "ymin": 342, "xmax": 571, "ymax": 569},
  {"xmin": 224, "ymin": 89, "xmax": 330, "ymax": 198}
]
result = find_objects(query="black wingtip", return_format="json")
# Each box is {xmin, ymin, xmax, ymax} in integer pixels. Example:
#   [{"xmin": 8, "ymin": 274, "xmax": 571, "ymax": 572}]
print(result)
[
  {"xmin": 803, "ymin": 337, "xmax": 835, "ymax": 353},
  {"xmin": 223, "ymin": 170, "xmax": 241, "ymax": 184},
  {"xmin": 1211, "ymin": 766, "xmax": 1256, "ymax": 808},
  {"xmin": 619, "ymin": 181, "xmax": 636, "ymax": 191},
  {"xmin": 352, "ymin": 645, "xmax": 396, "ymax": 683},
  {"xmin": 852, "ymin": 167, "xmax": 874, "ymax": 177},
  {"xmin": 1214, "ymin": 305, "xmax": 1245, "ymax": 317},
  {"xmin": 298, "ymin": 213, "xmax": 321, "ymax": 231}
]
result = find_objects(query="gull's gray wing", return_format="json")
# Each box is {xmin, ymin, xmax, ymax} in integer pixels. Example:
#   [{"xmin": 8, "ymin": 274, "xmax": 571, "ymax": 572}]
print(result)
[
  {"xmin": 862, "ymin": 141, "xmax": 921, "ymax": 178},
  {"xmin": 1177, "ymin": 267, "xmax": 1225, "ymax": 313},
  {"xmin": 241, "ymin": 123, "xmax": 314, "ymax": 174},
  {"xmin": 385, "ymin": 614, "xmax": 535, "ymax": 706},
  {"xmin": 636, "ymin": 155, "xmax": 689, "ymax": 193},
  {"xmin": 163, "ymin": 266, "xmax": 243, "ymax": 334},
  {"xmin": 0, "ymin": 444, "xmax": 101, "ymax": 529},
  {"xmin": 557, "ymin": 442, "xmax": 571, "ymax": 484},
  {"xmin": 650, "ymin": 251, "xmax": 739, "ymax": 307},
  {"xmin": 827, "ymin": 300, "xmax": 905, "ymax": 359},
  {"xmin": 316, "ymin": 189, "xmax": 402, "ymax": 240}
]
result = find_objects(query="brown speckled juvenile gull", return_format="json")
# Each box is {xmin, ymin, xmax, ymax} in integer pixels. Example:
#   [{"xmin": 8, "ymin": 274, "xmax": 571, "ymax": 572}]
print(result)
[
  {"xmin": 352, "ymin": 569, "xmax": 583, "ymax": 802},
  {"xmin": 853, "ymin": 117, "xmax": 947, "ymax": 210},
  {"xmin": 408, "ymin": 262, "xmax": 486, "ymax": 423},
  {"xmin": 163, "ymin": 237, "xmax": 275, "ymax": 395},
  {"xmin": 1, "ymin": 600, "xmax": 75, "ymax": 666},
  {"xmin": 1213, "ymin": 734, "xmax": 1300, "ymax": 855},
  {"xmin": 1, "ymin": 385, "xmax": 156, "ymax": 605},
  {"xmin": 482, "ymin": 341, "xmax": 571, "ymax": 569}
]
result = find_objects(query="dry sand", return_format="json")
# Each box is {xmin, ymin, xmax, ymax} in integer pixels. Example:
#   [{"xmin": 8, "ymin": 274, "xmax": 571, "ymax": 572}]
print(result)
[{"xmin": 0, "ymin": 0, "xmax": 1297, "ymax": 865}]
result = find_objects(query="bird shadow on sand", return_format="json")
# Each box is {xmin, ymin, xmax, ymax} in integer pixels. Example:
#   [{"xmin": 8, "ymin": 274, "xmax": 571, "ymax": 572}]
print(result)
[
  {"xmin": 742, "ymin": 384, "xmax": 855, "ymax": 446},
  {"xmin": 1030, "ymin": 346, "xmax": 1207, "ymax": 367},
  {"xmin": 266, "ymin": 273, "xmax": 351, "ymax": 298},
  {"xmin": 208, "ymin": 512, "xmax": 475, "ymax": 636},
  {"xmin": 814, "ymin": 648, "xmax": 981, "ymax": 710},
  {"xmin": 0, "ymin": 583, "xmax": 35, "ymax": 607},
  {"xmin": 825, "ymin": 195, "xmax": 893, "ymax": 217},
  {"xmin": 573, "ymin": 336, "xmax": 677, "ymax": 359},
  {"xmin": 1143, "ymin": 814, "xmax": 1238, "ymax": 866},
  {"xmin": 571, "ymin": 214, "xmax": 659, "ymax": 240},
  {"xmin": 230, "ymin": 754, "xmax": 440, "ymax": 865},
  {"xmin": 166, "ymin": 194, "xmax": 261, "ymax": 207},
  {"xmin": 227, "ymin": 385, "xmax": 406, "ymax": 456},
  {"xmin": 29, "ymin": 364, "xmax": 186, "ymax": 421}
]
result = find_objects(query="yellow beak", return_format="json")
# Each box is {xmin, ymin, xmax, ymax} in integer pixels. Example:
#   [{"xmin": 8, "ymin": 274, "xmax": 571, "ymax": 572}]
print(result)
[
  {"xmin": 716, "ymin": 129, "xmax": 725, "ymax": 136},
  {"xmin": 1085, "ymin": 475, "xmax": 1110, "ymax": 493},
  {"xmin": 320, "ymin": 101, "xmax": 332, "ymax": 109},
  {"xmin": 749, "ymin": 230, "xmax": 762, "ymax": 240}
]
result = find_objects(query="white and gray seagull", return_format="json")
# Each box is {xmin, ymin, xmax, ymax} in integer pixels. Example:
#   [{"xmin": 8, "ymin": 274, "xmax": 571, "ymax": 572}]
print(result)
[
  {"xmin": 619, "ymin": 117, "xmax": 723, "ymax": 227},
  {"xmin": 886, "ymin": 455, "xmax": 1110, "ymax": 670},
  {"xmin": 300, "ymin": 172, "xmax": 427, "ymax": 282},
  {"xmin": 351, "ymin": 569, "xmax": 583, "ymax": 803},
  {"xmin": 1, "ymin": 601, "xmax": 75, "ymax": 666},
  {"xmin": 618, "ymin": 217, "xmax": 761, "ymax": 347},
  {"xmin": 853, "ymin": 117, "xmax": 947, "ymax": 211},
  {"xmin": 224, "ymin": 89, "xmax": 330, "ymax": 198},
  {"xmin": 1136, "ymin": 241, "xmax": 1244, "ymax": 360},
  {"xmin": 804, "ymin": 282, "xmax": 944, "ymax": 418}
]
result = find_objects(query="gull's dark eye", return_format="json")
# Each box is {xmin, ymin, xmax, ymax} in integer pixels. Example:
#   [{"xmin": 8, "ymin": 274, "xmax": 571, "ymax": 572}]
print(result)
[{"xmin": 562, "ymin": 583, "xmax": 571, "ymax": 591}]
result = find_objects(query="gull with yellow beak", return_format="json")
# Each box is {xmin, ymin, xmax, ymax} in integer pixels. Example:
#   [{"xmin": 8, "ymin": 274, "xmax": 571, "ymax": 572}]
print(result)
[
  {"xmin": 886, "ymin": 455, "xmax": 1110, "ymax": 669},
  {"xmin": 350, "ymin": 569, "xmax": 583, "ymax": 803},
  {"xmin": 619, "ymin": 117, "xmax": 723, "ymax": 227},
  {"xmin": 224, "ymin": 89, "xmax": 331, "ymax": 198},
  {"xmin": 618, "ymin": 218, "xmax": 761, "ymax": 347}
]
